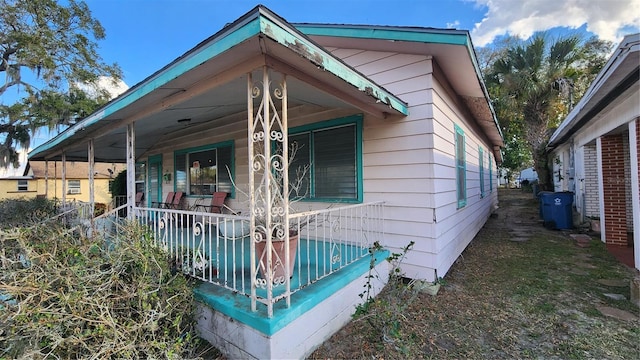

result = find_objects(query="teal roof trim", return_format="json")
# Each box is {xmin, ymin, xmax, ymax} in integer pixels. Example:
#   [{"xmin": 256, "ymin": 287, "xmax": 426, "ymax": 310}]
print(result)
[
  {"xmin": 262, "ymin": 19, "xmax": 408, "ymax": 116},
  {"xmin": 30, "ymin": 18, "xmax": 262, "ymax": 159},
  {"xmin": 29, "ymin": 7, "xmax": 413, "ymax": 160},
  {"xmin": 297, "ymin": 24, "xmax": 504, "ymax": 143},
  {"xmin": 296, "ymin": 25, "xmax": 469, "ymax": 46}
]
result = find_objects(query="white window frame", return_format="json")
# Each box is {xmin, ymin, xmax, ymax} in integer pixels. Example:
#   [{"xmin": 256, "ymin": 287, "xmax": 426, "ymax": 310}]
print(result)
[{"xmin": 67, "ymin": 179, "xmax": 81, "ymax": 194}]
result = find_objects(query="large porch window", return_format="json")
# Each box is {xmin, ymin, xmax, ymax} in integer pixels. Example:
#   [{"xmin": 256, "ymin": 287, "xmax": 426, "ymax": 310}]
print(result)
[
  {"xmin": 289, "ymin": 115, "xmax": 362, "ymax": 202},
  {"xmin": 174, "ymin": 141, "xmax": 234, "ymax": 196}
]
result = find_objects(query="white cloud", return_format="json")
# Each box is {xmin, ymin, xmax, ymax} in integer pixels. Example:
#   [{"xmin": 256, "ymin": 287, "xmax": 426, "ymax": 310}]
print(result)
[
  {"xmin": 0, "ymin": 149, "xmax": 28, "ymax": 178},
  {"xmin": 471, "ymin": 0, "xmax": 640, "ymax": 47},
  {"xmin": 76, "ymin": 76, "xmax": 129, "ymax": 100},
  {"xmin": 447, "ymin": 20, "xmax": 461, "ymax": 29}
]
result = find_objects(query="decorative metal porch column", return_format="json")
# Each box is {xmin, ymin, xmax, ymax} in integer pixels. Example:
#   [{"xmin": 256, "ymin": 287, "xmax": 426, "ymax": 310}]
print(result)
[{"xmin": 248, "ymin": 67, "xmax": 290, "ymax": 317}]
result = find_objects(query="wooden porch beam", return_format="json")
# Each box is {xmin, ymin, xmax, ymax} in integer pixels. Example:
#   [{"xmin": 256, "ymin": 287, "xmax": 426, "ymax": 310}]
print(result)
[
  {"xmin": 88, "ymin": 139, "xmax": 95, "ymax": 232},
  {"xmin": 61, "ymin": 152, "xmax": 67, "ymax": 206},
  {"xmin": 80, "ymin": 57, "xmax": 266, "ymax": 143},
  {"xmin": 126, "ymin": 122, "xmax": 136, "ymax": 220},
  {"xmin": 264, "ymin": 55, "xmax": 391, "ymax": 120}
]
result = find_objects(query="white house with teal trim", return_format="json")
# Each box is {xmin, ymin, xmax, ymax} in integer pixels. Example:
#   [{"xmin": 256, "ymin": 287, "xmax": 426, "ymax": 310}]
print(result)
[{"xmin": 29, "ymin": 6, "xmax": 503, "ymax": 359}]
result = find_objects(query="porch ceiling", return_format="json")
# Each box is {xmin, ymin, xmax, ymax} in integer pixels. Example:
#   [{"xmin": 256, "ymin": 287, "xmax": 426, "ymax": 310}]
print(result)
[{"xmin": 28, "ymin": 6, "xmax": 407, "ymax": 163}]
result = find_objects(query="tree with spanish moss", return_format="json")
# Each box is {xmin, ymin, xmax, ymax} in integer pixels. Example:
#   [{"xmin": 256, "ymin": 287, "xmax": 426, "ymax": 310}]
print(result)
[{"xmin": 0, "ymin": 0, "xmax": 122, "ymax": 167}]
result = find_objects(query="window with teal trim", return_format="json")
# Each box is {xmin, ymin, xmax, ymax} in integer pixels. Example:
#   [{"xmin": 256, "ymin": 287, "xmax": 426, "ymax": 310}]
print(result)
[
  {"xmin": 455, "ymin": 125, "xmax": 466, "ymax": 208},
  {"xmin": 479, "ymin": 146, "xmax": 485, "ymax": 198},
  {"xmin": 289, "ymin": 115, "xmax": 362, "ymax": 202},
  {"xmin": 489, "ymin": 153, "xmax": 493, "ymax": 193},
  {"xmin": 174, "ymin": 141, "xmax": 233, "ymax": 196}
]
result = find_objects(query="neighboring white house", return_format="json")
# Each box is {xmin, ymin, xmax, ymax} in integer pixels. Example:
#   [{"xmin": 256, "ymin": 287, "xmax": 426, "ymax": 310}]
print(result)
[
  {"xmin": 548, "ymin": 33, "xmax": 639, "ymax": 271},
  {"xmin": 520, "ymin": 167, "xmax": 538, "ymax": 182},
  {"xmin": 28, "ymin": 6, "xmax": 503, "ymax": 358}
]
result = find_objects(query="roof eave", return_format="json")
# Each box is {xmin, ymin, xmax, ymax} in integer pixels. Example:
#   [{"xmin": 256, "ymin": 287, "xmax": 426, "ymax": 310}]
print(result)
[
  {"xmin": 297, "ymin": 24, "xmax": 504, "ymax": 151},
  {"xmin": 29, "ymin": 5, "xmax": 408, "ymax": 161},
  {"xmin": 548, "ymin": 33, "xmax": 640, "ymax": 148}
]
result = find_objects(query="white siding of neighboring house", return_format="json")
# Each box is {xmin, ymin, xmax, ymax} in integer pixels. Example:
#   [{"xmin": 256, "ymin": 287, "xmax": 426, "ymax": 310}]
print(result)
[
  {"xmin": 583, "ymin": 143, "xmax": 599, "ymax": 218},
  {"xmin": 573, "ymin": 145, "xmax": 585, "ymax": 218},
  {"xmin": 571, "ymin": 89, "xmax": 638, "ymax": 147},
  {"xmin": 552, "ymin": 86, "xmax": 639, "ymax": 222},
  {"xmin": 330, "ymin": 48, "xmax": 498, "ymax": 280},
  {"xmin": 551, "ymin": 144, "xmax": 570, "ymax": 192}
]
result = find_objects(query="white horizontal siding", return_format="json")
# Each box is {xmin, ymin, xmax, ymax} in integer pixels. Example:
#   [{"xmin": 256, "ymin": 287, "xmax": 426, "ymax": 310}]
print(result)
[
  {"xmin": 428, "ymin": 63, "xmax": 497, "ymax": 278},
  {"xmin": 364, "ymin": 149, "xmax": 430, "ymax": 166},
  {"xmin": 343, "ymin": 50, "xmax": 438, "ymax": 279}
]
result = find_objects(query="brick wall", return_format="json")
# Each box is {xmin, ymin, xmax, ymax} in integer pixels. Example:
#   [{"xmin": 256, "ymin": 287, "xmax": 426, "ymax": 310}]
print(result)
[
  {"xmin": 601, "ymin": 134, "xmax": 629, "ymax": 246},
  {"xmin": 584, "ymin": 144, "xmax": 599, "ymax": 217}
]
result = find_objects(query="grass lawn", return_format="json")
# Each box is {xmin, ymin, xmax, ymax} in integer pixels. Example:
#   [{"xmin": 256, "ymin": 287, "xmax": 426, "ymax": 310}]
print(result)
[{"xmin": 310, "ymin": 188, "xmax": 639, "ymax": 359}]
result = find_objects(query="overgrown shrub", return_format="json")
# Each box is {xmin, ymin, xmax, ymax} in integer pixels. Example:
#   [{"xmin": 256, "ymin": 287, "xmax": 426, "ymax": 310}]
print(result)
[
  {"xmin": 0, "ymin": 220, "xmax": 217, "ymax": 359},
  {"xmin": 354, "ymin": 241, "xmax": 418, "ymax": 350},
  {"xmin": 0, "ymin": 197, "xmax": 58, "ymax": 229}
]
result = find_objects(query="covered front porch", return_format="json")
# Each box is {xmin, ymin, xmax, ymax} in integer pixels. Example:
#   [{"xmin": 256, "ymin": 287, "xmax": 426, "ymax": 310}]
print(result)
[{"xmin": 29, "ymin": 6, "xmax": 405, "ymax": 358}]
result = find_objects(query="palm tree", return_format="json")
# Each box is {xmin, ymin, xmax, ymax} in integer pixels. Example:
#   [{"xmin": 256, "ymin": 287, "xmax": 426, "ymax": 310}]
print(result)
[{"xmin": 488, "ymin": 33, "xmax": 584, "ymax": 190}]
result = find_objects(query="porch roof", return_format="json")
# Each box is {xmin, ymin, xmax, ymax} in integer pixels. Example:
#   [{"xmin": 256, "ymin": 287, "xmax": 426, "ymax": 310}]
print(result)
[
  {"xmin": 548, "ymin": 33, "xmax": 640, "ymax": 148},
  {"xmin": 28, "ymin": 5, "xmax": 408, "ymax": 163},
  {"xmin": 297, "ymin": 23, "xmax": 505, "ymax": 161}
]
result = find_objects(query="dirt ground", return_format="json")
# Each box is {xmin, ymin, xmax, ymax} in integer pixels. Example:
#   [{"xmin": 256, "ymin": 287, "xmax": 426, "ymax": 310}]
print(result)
[{"xmin": 309, "ymin": 188, "xmax": 639, "ymax": 359}]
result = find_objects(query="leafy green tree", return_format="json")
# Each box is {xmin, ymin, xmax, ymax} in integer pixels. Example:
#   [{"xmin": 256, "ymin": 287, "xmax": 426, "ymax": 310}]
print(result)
[
  {"xmin": 484, "ymin": 33, "xmax": 611, "ymax": 190},
  {"xmin": 0, "ymin": 0, "xmax": 122, "ymax": 167}
]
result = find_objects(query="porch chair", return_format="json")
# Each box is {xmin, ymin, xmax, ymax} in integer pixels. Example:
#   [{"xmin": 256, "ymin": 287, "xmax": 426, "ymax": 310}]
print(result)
[
  {"xmin": 166, "ymin": 191, "xmax": 185, "ymax": 210},
  {"xmin": 152, "ymin": 191, "xmax": 174, "ymax": 208},
  {"xmin": 135, "ymin": 192, "xmax": 144, "ymax": 206},
  {"xmin": 195, "ymin": 192, "xmax": 228, "ymax": 213}
]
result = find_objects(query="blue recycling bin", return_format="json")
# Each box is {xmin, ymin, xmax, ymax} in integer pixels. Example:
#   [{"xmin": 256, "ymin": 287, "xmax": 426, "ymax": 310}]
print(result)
[
  {"xmin": 538, "ymin": 191, "xmax": 552, "ymax": 219},
  {"xmin": 540, "ymin": 192, "xmax": 574, "ymax": 229}
]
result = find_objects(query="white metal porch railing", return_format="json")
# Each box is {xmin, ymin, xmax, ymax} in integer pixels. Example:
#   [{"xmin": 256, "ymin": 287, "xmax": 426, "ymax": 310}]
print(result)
[
  {"xmin": 95, "ymin": 201, "xmax": 384, "ymax": 315},
  {"xmin": 58, "ymin": 200, "xmax": 94, "ymax": 228}
]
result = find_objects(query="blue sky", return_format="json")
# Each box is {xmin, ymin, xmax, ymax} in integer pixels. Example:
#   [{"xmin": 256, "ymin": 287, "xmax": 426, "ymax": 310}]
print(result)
[
  {"xmin": 88, "ymin": 0, "xmax": 485, "ymax": 86},
  {"xmin": 84, "ymin": 0, "xmax": 639, "ymax": 86},
  {"xmin": 2, "ymin": 0, "xmax": 639, "ymax": 176}
]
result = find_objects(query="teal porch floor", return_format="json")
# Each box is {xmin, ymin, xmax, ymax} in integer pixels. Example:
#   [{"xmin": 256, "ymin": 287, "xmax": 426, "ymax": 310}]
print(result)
[
  {"xmin": 193, "ymin": 247, "xmax": 389, "ymax": 336},
  {"xmin": 154, "ymin": 222, "xmax": 389, "ymax": 335}
]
